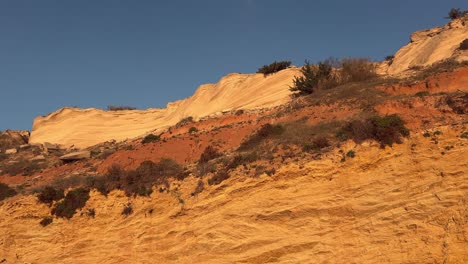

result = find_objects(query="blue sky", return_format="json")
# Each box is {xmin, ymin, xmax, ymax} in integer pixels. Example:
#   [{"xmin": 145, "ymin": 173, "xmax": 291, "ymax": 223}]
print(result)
[{"xmin": 1, "ymin": 0, "xmax": 467, "ymax": 131}]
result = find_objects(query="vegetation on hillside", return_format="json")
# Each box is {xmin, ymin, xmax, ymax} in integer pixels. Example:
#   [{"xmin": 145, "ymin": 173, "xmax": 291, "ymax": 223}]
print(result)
[
  {"xmin": 0, "ymin": 183, "xmax": 17, "ymax": 201},
  {"xmin": 107, "ymin": 105, "xmax": 137, "ymax": 111},
  {"xmin": 446, "ymin": 8, "xmax": 467, "ymax": 20},
  {"xmin": 257, "ymin": 61, "xmax": 292, "ymax": 76},
  {"xmin": 94, "ymin": 158, "xmax": 188, "ymax": 197},
  {"xmin": 142, "ymin": 134, "xmax": 160, "ymax": 144},
  {"xmin": 37, "ymin": 186, "xmax": 65, "ymax": 205},
  {"xmin": 290, "ymin": 58, "xmax": 376, "ymax": 96},
  {"xmin": 337, "ymin": 114, "xmax": 410, "ymax": 148},
  {"xmin": 51, "ymin": 188, "xmax": 90, "ymax": 219},
  {"xmin": 460, "ymin": 39, "xmax": 468, "ymax": 50}
]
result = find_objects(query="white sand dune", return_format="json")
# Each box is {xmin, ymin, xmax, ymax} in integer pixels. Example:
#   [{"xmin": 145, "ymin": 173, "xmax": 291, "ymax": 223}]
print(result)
[
  {"xmin": 29, "ymin": 68, "xmax": 299, "ymax": 148},
  {"xmin": 381, "ymin": 15, "xmax": 468, "ymax": 75}
]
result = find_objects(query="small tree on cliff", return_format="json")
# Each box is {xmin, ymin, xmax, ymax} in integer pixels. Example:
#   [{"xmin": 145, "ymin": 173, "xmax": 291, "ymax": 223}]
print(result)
[
  {"xmin": 446, "ymin": 8, "xmax": 466, "ymax": 20},
  {"xmin": 289, "ymin": 60, "xmax": 333, "ymax": 96}
]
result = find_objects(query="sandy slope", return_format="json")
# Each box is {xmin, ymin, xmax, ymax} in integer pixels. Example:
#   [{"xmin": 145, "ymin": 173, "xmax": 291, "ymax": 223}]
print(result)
[
  {"xmin": 29, "ymin": 68, "xmax": 299, "ymax": 148},
  {"xmin": 2, "ymin": 127, "xmax": 467, "ymax": 263},
  {"xmin": 381, "ymin": 15, "xmax": 468, "ymax": 75}
]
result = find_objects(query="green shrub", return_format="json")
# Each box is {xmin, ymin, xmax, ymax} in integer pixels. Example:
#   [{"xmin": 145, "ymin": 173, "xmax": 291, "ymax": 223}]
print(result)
[
  {"xmin": 346, "ymin": 150, "xmax": 356, "ymax": 158},
  {"xmin": 142, "ymin": 134, "xmax": 160, "ymax": 144},
  {"xmin": 107, "ymin": 105, "xmax": 137, "ymax": 111},
  {"xmin": 257, "ymin": 61, "xmax": 292, "ymax": 76},
  {"xmin": 290, "ymin": 60, "xmax": 333, "ymax": 96},
  {"xmin": 0, "ymin": 182, "xmax": 17, "ymax": 201},
  {"xmin": 188, "ymin": 127, "xmax": 198, "ymax": 134},
  {"xmin": 446, "ymin": 8, "xmax": 466, "ymax": 20},
  {"xmin": 51, "ymin": 188, "xmax": 90, "ymax": 219},
  {"xmin": 290, "ymin": 58, "xmax": 376, "ymax": 96},
  {"xmin": 423, "ymin": 131, "xmax": 431, "ymax": 137},
  {"xmin": 37, "ymin": 186, "xmax": 64, "ymax": 205},
  {"xmin": 39, "ymin": 217, "xmax": 53, "ymax": 227},
  {"xmin": 338, "ymin": 114, "xmax": 410, "ymax": 148},
  {"xmin": 461, "ymin": 132, "xmax": 468, "ymax": 139}
]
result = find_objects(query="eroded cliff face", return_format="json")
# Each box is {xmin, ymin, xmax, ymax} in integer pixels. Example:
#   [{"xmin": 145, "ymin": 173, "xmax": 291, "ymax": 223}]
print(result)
[
  {"xmin": 29, "ymin": 68, "xmax": 299, "ymax": 148},
  {"xmin": 380, "ymin": 15, "xmax": 468, "ymax": 75},
  {"xmin": 1, "ymin": 127, "xmax": 467, "ymax": 263}
]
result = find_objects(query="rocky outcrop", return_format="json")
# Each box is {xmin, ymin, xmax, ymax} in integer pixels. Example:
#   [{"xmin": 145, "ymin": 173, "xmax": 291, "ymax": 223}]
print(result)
[
  {"xmin": 0, "ymin": 130, "xmax": 30, "ymax": 151},
  {"xmin": 4, "ymin": 149, "xmax": 17, "ymax": 155},
  {"xmin": 59, "ymin": 151, "xmax": 91, "ymax": 161},
  {"xmin": 29, "ymin": 68, "xmax": 300, "ymax": 148},
  {"xmin": 380, "ymin": 15, "xmax": 468, "ymax": 75}
]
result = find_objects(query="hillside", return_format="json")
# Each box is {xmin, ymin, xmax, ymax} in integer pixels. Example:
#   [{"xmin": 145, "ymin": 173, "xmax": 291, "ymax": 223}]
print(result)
[
  {"xmin": 1, "ymin": 14, "xmax": 468, "ymax": 264},
  {"xmin": 29, "ymin": 68, "xmax": 299, "ymax": 148},
  {"xmin": 380, "ymin": 14, "xmax": 468, "ymax": 75},
  {"xmin": 1, "ymin": 127, "xmax": 467, "ymax": 263}
]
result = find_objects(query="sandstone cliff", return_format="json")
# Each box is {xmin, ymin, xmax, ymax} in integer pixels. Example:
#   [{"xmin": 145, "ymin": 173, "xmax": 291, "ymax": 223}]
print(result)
[
  {"xmin": 1, "ymin": 128, "xmax": 467, "ymax": 263},
  {"xmin": 29, "ymin": 68, "xmax": 299, "ymax": 148},
  {"xmin": 380, "ymin": 15, "xmax": 468, "ymax": 75}
]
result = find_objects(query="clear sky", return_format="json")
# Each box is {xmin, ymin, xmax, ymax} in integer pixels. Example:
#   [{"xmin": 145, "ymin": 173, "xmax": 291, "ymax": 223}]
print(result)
[{"xmin": 1, "ymin": 0, "xmax": 467, "ymax": 131}]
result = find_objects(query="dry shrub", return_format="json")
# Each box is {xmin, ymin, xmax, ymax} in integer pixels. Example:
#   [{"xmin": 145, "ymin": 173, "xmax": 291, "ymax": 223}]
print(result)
[
  {"xmin": 107, "ymin": 105, "xmax": 137, "ymax": 111},
  {"xmin": 37, "ymin": 186, "xmax": 64, "ymax": 205},
  {"xmin": 176, "ymin": 116, "xmax": 194, "ymax": 128},
  {"xmin": 0, "ymin": 183, "xmax": 17, "ymax": 201},
  {"xmin": 239, "ymin": 124, "xmax": 284, "ymax": 150},
  {"xmin": 103, "ymin": 159, "xmax": 186, "ymax": 197},
  {"xmin": 1, "ymin": 159, "xmax": 44, "ymax": 176},
  {"xmin": 227, "ymin": 152, "xmax": 258, "ymax": 170},
  {"xmin": 341, "ymin": 58, "xmax": 377, "ymax": 82},
  {"xmin": 122, "ymin": 203, "xmax": 133, "ymax": 216},
  {"xmin": 199, "ymin": 145, "xmax": 221, "ymax": 163},
  {"xmin": 338, "ymin": 114, "xmax": 410, "ymax": 148},
  {"xmin": 290, "ymin": 58, "xmax": 376, "ymax": 96},
  {"xmin": 208, "ymin": 170, "xmax": 229, "ymax": 185},
  {"xmin": 51, "ymin": 188, "xmax": 90, "ymax": 219},
  {"xmin": 39, "ymin": 217, "xmax": 53, "ymax": 227},
  {"xmin": 191, "ymin": 180, "xmax": 205, "ymax": 196},
  {"xmin": 257, "ymin": 61, "xmax": 291, "ymax": 76},
  {"xmin": 142, "ymin": 134, "xmax": 160, "ymax": 144},
  {"xmin": 460, "ymin": 39, "xmax": 468, "ymax": 50}
]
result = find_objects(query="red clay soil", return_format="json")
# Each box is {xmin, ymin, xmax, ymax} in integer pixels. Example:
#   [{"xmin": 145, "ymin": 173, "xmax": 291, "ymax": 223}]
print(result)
[
  {"xmin": 375, "ymin": 95, "xmax": 466, "ymax": 130},
  {"xmin": 378, "ymin": 66, "xmax": 468, "ymax": 95},
  {"xmin": 0, "ymin": 161, "xmax": 92, "ymax": 187},
  {"xmin": 4, "ymin": 67, "xmax": 466, "ymax": 185},
  {"xmin": 96, "ymin": 103, "xmax": 360, "ymax": 174},
  {"xmin": 97, "ymin": 123, "xmax": 258, "ymax": 173}
]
